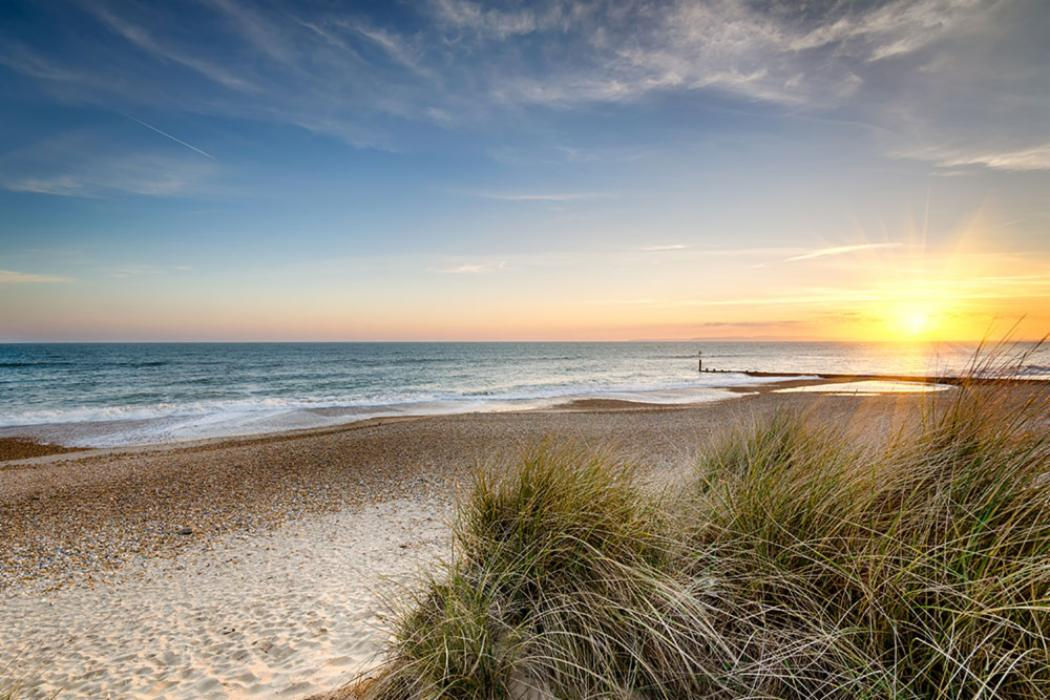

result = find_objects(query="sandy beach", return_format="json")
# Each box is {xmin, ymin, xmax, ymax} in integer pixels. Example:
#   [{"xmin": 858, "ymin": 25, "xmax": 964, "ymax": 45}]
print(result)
[
  {"xmin": 1, "ymin": 382, "xmax": 1033, "ymax": 699},
  {"xmin": 4, "ymin": 1, "xmax": 1047, "ymax": 693}
]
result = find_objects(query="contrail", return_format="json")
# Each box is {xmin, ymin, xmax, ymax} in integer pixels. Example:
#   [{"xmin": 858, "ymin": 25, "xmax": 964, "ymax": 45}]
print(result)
[{"xmin": 127, "ymin": 116, "xmax": 215, "ymax": 160}]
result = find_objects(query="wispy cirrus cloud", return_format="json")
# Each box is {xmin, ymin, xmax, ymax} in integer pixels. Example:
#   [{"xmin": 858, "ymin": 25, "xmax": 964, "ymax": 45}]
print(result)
[
  {"xmin": 436, "ymin": 261, "xmax": 508, "ymax": 274},
  {"xmin": 785, "ymin": 242, "xmax": 906, "ymax": 262},
  {"xmin": 472, "ymin": 191, "xmax": 607, "ymax": 202},
  {"xmin": 0, "ymin": 41, "xmax": 86, "ymax": 82},
  {"xmin": 204, "ymin": 0, "xmax": 295, "ymax": 64},
  {"xmin": 901, "ymin": 142, "xmax": 1050, "ymax": 172},
  {"xmin": 108, "ymin": 264, "xmax": 193, "ymax": 278},
  {"xmin": 346, "ymin": 22, "xmax": 428, "ymax": 76},
  {"xmin": 0, "ymin": 130, "xmax": 217, "ymax": 198},
  {"xmin": 0, "ymin": 155, "xmax": 211, "ymax": 198},
  {"xmin": 638, "ymin": 244, "xmax": 688, "ymax": 252},
  {"xmin": 87, "ymin": 4, "xmax": 259, "ymax": 93},
  {"xmin": 432, "ymin": 0, "xmax": 555, "ymax": 38},
  {"xmin": 0, "ymin": 269, "xmax": 72, "ymax": 284},
  {"xmin": 462, "ymin": 0, "xmax": 991, "ymax": 109},
  {"xmin": 2, "ymin": 0, "xmax": 1037, "ymax": 168}
]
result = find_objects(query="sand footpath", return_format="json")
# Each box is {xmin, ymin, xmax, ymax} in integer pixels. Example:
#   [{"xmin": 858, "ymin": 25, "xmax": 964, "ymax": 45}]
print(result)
[{"xmin": 2, "ymin": 495, "xmax": 449, "ymax": 699}]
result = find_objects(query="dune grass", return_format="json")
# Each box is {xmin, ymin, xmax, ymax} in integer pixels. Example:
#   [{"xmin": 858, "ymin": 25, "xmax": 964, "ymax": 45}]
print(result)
[{"xmin": 368, "ymin": 375, "xmax": 1049, "ymax": 699}]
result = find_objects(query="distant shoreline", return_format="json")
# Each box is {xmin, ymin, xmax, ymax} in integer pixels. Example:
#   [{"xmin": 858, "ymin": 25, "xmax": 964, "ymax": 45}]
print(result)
[{"xmin": 741, "ymin": 370, "xmax": 1049, "ymax": 385}]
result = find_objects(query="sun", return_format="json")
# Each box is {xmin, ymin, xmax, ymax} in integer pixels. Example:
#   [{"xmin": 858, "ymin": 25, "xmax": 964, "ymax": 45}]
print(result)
[
  {"xmin": 902, "ymin": 309, "xmax": 929, "ymax": 336},
  {"xmin": 887, "ymin": 304, "xmax": 938, "ymax": 340}
]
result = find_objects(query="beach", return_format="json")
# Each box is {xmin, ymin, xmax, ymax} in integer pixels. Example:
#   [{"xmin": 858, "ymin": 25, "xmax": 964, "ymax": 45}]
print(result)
[
  {"xmin": 0, "ymin": 380, "xmax": 989, "ymax": 699},
  {"xmin": 4, "ymin": 0, "xmax": 1047, "ymax": 693}
]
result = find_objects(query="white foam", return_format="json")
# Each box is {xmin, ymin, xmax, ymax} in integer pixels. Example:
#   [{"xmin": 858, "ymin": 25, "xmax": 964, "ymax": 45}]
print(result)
[{"xmin": 0, "ymin": 374, "xmax": 809, "ymax": 448}]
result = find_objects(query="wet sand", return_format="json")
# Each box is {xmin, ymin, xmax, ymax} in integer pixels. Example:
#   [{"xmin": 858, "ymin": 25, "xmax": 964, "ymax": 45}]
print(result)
[
  {"xmin": 0, "ymin": 437, "xmax": 78, "ymax": 462},
  {"xmin": 2, "ymin": 384, "xmax": 1034, "ymax": 699}
]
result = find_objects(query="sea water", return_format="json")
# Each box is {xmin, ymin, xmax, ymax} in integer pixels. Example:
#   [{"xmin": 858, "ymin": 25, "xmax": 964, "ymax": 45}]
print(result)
[{"xmin": 1, "ymin": 342, "xmax": 1045, "ymax": 446}]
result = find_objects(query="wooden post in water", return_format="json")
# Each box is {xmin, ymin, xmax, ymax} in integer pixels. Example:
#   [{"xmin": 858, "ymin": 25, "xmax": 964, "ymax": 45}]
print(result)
[{"xmin": 697, "ymin": 349, "xmax": 703, "ymax": 373}]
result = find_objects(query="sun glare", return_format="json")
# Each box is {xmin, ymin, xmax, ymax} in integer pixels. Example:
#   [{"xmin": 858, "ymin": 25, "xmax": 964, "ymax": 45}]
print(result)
[
  {"xmin": 886, "ymin": 304, "xmax": 939, "ymax": 340},
  {"xmin": 903, "ymin": 309, "xmax": 929, "ymax": 336}
]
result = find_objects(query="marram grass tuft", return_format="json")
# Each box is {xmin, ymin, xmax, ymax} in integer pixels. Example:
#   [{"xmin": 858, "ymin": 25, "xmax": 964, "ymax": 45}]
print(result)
[{"xmin": 367, "ymin": 377, "xmax": 1049, "ymax": 699}]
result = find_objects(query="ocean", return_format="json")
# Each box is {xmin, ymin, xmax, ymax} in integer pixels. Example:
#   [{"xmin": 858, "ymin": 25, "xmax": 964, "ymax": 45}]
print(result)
[{"xmin": 1, "ymin": 341, "xmax": 1046, "ymax": 447}]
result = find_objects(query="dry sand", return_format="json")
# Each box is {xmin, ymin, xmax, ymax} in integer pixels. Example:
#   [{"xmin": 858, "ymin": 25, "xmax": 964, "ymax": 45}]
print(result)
[
  {"xmin": 2, "ymin": 496, "xmax": 448, "ymax": 699},
  {"xmin": 0, "ymin": 387, "xmax": 983, "ymax": 698}
]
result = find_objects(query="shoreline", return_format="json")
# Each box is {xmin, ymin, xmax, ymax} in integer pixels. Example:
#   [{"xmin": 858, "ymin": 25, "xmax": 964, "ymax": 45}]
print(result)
[
  {"xmin": 0, "ymin": 371, "xmax": 1019, "ymax": 463},
  {"xmin": 0, "ymin": 384, "xmax": 953, "ymax": 590},
  {"xmin": 0, "ymin": 373, "xmax": 793, "ymax": 453},
  {"xmin": 741, "ymin": 370, "xmax": 1049, "ymax": 385}
]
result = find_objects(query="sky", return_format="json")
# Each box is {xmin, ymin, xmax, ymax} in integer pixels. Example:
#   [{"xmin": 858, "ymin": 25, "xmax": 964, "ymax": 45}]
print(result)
[{"xmin": 1, "ymin": 0, "xmax": 1048, "ymax": 342}]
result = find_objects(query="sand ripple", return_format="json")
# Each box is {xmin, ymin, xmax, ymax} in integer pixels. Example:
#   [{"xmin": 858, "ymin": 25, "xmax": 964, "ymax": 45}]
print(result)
[{"xmin": 0, "ymin": 497, "xmax": 448, "ymax": 698}]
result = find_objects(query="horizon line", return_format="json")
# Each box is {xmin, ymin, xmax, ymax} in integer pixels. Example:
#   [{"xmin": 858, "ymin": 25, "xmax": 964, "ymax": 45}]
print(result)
[{"xmin": 1, "ymin": 337, "xmax": 1043, "ymax": 344}]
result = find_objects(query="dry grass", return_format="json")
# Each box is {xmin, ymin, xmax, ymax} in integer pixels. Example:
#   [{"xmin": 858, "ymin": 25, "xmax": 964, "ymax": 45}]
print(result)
[{"xmin": 364, "ymin": 348, "xmax": 1049, "ymax": 699}]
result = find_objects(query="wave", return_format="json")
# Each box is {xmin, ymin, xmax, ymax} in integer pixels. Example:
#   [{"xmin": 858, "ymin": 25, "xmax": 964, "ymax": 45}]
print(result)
[
  {"xmin": 0, "ymin": 372, "xmax": 798, "ymax": 435},
  {"xmin": 0, "ymin": 359, "xmax": 171, "ymax": 369}
]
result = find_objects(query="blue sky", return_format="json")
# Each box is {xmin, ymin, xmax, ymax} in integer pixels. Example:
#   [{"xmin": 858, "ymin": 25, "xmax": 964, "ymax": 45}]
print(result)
[{"xmin": 1, "ymin": 0, "xmax": 1048, "ymax": 341}]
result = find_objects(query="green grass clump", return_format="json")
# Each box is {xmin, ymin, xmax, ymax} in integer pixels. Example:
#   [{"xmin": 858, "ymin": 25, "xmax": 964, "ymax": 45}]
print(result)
[
  {"xmin": 374, "ymin": 447, "xmax": 733, "ymax": 697},
  {"xmin": 369, "ymin": 381, "xmax": 1050, "ymax": 699}
]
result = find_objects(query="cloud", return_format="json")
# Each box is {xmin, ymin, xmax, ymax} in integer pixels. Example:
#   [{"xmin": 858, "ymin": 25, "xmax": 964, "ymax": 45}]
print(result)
[
  {"xmin": 443, "ymin": 264, "xmax": 485, "ymax": 274},
  {"xmin": 437, "ymin": 261, "xmax": 508, "ymax": 274},
  {"xmin": 204, "ymin": 0, "xmax": 295, "ymax": 64},
  {"xmin": 87, "ymin": 4, "xmax": 259, "ymax": 93},
  {"xmin": 20, "ymin": 3, "xmax": 429, "ymax": 149},
  {"xmin": 785, "ymin": 242, "xmax": 905, "ymax": 262},
  {"xmin": 639, "ymin": 244, "xmax": 688, "ymax": 252},
  {"xmin": 585, "ymin": 297, "xmax": 658, "ymax": 306},
  {"xmin": 1, "ymin": 159, "xmax": 208, "ymax": 198},
  {"xmin": 903, "ymin": 142, "xmax": 1050, "ymax": 172},
  {"xmin": 787, "ymin": 0, "xmax": 983, "ymax": 61},
  {"xmin": 1, "ymin": 0, "xmax": 1044, "ymax": 169},
  {"xmin": 0, "ymin": 269, "xmax": 72, "ymax": 284},
  {"xmin": 431, "ymin": 0, "xmax": 570, "ymax": 39},
  {"xmin": 482, "ymin": 0, "xmax": 990, "ymax": 109},
  {"xmin": 3, "ymin": 176, "xmax": 83, "ymax": 197},
  {"xmin": 0, "ymin": 41, "xmax": 87, "ymax": 82},
  {"xmin": 684, "ymin": 292, "xmax": 883, "ymax": 307},
  {"xmin": 345, "ymin": 22, "xmax": 428, "ymax": 75},
  {"xmin": 0, "ymin": 131, "xmax": 216, "ymax": 198},
  {"xmin": 473, "ymin": 191, "xmax": 606, "ymax": 202},
  {"xmin": 108, "ymin": 264, "xmax": 193, "ymax": 278},
  {"xmin": 693, "ymin": 319, "xmax": 806, "ymax": 328}
]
